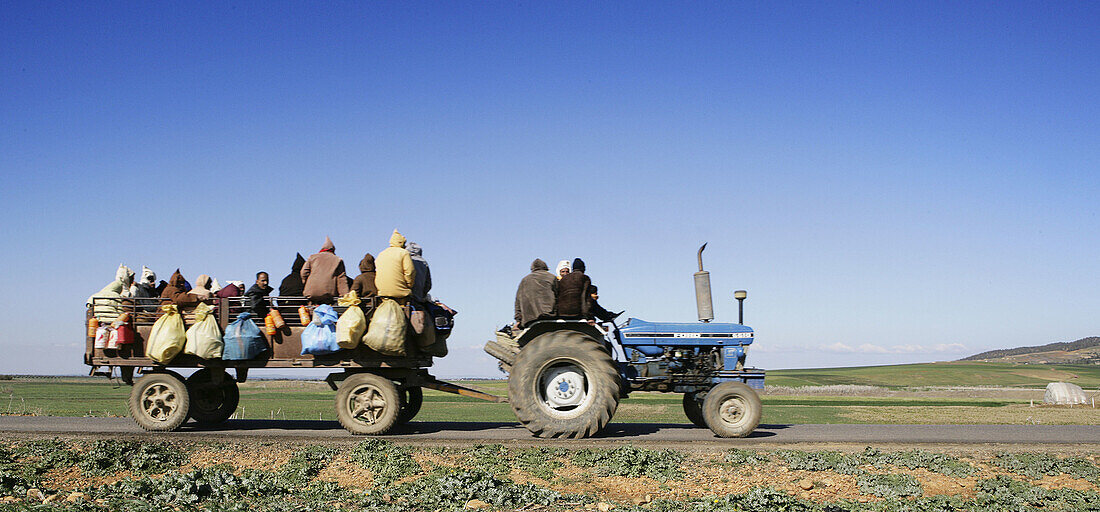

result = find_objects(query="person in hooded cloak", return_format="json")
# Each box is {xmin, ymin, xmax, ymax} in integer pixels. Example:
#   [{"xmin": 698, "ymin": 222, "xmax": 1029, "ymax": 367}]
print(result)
[
  {"xmin": 408, "ymin": 242, "xmax": 432, "ymax": 303},
  {"xmin": 279, "ymin": 253, "xmax": 306, "ymax": 296},
  {"xmin": 351, "ymin": 253, "xmax": 378, "ymax": 299},
  {"xmin": 300, "ymin": 237, "xmax": 349, "ymax": 305},
  {"xmin": 161, "ymin": 269, "xmax": 200, "ymax": 308},
  {"xmin": 514, "ymin": 258, "xmax": 558, "ymax": 328},
  {"xmin": 555, "ymin": 258, "xmax": 592, "ymax": 319},
  {"xmin": 87, "ymin": 264, "xmax": 135, "ymax": 320},
  {"xmin": 374, "ymin": 230, "xmax": 416, "ymax": 302},
  {"xmin": 190, "ymin": 275, "xmax": 215, "ymax": 300}
]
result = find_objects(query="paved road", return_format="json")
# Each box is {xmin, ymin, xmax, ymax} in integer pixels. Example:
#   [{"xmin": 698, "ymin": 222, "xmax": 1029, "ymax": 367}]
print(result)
[{"xmin": 2, "ymin": 416, "xmax": 1098, "ymax": 446}]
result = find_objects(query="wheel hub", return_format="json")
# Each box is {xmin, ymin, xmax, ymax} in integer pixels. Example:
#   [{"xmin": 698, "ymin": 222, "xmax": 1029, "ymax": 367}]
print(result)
[
  {"xmin": 719, "ymin": 397, "xmax": 745, "ymax": 424},
  {"xmin": 349, "ymin": 385, "xmax": 387, "ymax": 424},
  {"xmin": 141, "ymin": 384, "xmax": 177, "ymax": 422},
  {"xmin": 541, "ymin": 365, "xmax": 586, "ymax": 409}
]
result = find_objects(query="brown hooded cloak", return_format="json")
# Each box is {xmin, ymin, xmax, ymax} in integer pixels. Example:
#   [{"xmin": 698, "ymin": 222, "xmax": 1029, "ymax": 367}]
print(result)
[
  {"xmin": 351, "ymin": 253, "xmax": 378, "ymax": 299},
  {"xmin": 300, "ymin": 237, "xmax": 349, "ymax": 304},
  {"xmin": 161, "ymin": 270, "xmax": 200, "ymax": 307}
]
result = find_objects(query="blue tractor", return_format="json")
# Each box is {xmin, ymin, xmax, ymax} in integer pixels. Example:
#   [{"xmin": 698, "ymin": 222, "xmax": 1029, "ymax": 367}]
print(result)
[{"xmin": 485, "ymin": 245, "xmax": 763, "ymax": 439}]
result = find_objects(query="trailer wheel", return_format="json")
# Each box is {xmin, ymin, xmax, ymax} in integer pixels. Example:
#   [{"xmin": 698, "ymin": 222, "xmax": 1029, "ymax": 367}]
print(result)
[
  {"xmin": 186, "ymin": 369, "xmax": 240, "ymax": 426},
  {"xmin": 682, "ymin": 392, "xmax": 707, "ymax": 427},
  {"xmin": 129, "ymin": 372, "xmax": 190, "ymax": 432},
  {"xmin": 396, "ymin": 386, "xmax": 423, "ymax": 425},
  {"xmin": 335, "ymin": 373, "xmax": 400, "ymax": 435},
  {"xmin": 702, "ymin": 381, "xmax": 761, "ymax": 438},
  {"xmin": 508, "ymin": 330, "xmax": 621, "ymax": 439}
]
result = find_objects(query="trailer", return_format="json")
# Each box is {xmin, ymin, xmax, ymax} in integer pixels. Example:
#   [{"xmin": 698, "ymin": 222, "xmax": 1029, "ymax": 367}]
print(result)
[{"xmin": 85, "ymin": 295, "xmax": 501, "ymax": 433}]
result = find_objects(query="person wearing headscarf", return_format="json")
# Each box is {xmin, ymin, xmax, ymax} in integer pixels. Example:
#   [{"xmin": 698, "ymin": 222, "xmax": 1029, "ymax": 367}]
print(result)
[
  {"xmin": 555, "ymin": 260, "xmax": 571, "ymax": 280},
  {"xmin": 300, "ymin": 237, "xmax": 349, "ymax": 305},
  {"xmin": 408, "ymin": 242, "xmax": 432, "ymax": 303},
  {"xmin": 161, "ymin": 269, "xmax": 200, "ymax": 308},
  {"xmin": 190, "ymin": 275, "xmax": 215, "ymax": 300},
  {"xmin": 374, "ymin": 230, "xmax": 416, "ymax": 301},
  {"xmin": 87, "ymin": 264, "xmax": 135, "ymax": 320},
  {"xmin": 555, "ymin": 258, "xmax": 592, "ymax": 318},
  {"xmin": 351, "ymin": 253, "xmax": 378, "ymax": 299},
  {"xmin": 279, "ymin": 253, "xmax": 306, "ymax": 296},
  {"xmin": 246, "ymin": 272, "xmax": 273, "ymax": 316},
  {"xmin": 514, "ymin": 258, "xmax": 558, "ymax": 328},
  {"xmin": 216, "ymin": 281, "xmax": 245, "ymax": 298}
]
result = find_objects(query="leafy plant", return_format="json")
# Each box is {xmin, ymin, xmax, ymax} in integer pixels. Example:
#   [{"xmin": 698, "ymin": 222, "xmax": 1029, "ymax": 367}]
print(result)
[
  {"xmin": 350, "ymin": 439, "xmax": 420, "ymax": 484},
  {"xmin": 862, "ymin": 447, "xmax": 975, "ymax": 477},
  {"xmin": 571, "ymin": 445, "xmax": 684, "ymax": 481},
  {"xmin": 725, "ymin": 449, "xmax": 771, "ymax": 466},
  {"xmin": 991, "ymin": 452, "xmax": 1100, "ymax": 483},
  {"xmin": 78, "ymin": 440, "xmax": 188, "ymax": 476},
  {"xmin": 360, "ymin": 468, "xmax": 560, "ymax": 511},
  {"xmin": 513, "ymin": 447, "xmax": 565, "ymax": 480},
  {"xmin": 278, "ymin": 445, "xmax": 336, "ymax": 485},
  {"xmin": 856, "ymin": 473, "xmax": 922, "ymax": 498},
  {"xmin": 778, "ymin": 450, "xmax": 864, "ymax": 475}
]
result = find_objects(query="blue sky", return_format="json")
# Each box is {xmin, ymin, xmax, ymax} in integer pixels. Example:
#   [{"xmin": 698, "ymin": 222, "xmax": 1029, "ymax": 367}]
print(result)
[{"xmin": 1, "ymin": 2, "xmax": 1097, "ymax": 377}]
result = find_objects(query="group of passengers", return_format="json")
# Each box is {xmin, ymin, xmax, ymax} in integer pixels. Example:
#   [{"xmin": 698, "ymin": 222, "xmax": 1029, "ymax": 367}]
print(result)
[
  {"xmin": 513, "ymin": 258, "xmax": 621, "ymax": 329},
  {"xmin": 87, "ymin": 230, "xmax": 436, "ymax": 318}
]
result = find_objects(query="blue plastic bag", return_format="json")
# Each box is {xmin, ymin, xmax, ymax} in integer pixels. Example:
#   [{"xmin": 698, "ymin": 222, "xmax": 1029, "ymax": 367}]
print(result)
[
  {"xmin": 223, "ymin": 312, "xmax": 268, "ymax": 361},
  {"xmin": 301, "ymin": 304, "xmax": 340, "ymax": 355}
]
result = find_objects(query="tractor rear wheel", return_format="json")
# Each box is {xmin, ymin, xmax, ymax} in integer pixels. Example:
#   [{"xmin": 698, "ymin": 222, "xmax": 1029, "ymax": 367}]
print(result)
[
  {"xmin": 702, "ymin": 381, "xmax": 761, "ymax": 438},
  {"xmin": 682, "ymin": 392, "xmax": 706, "ymax": 427},
  {"xmin": 508, "ymin": 330, "xmax": 621, "ymax": 438}
]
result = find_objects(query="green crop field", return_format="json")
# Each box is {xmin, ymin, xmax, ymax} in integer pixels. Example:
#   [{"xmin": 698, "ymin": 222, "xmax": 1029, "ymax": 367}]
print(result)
[
  {"xmin": 765, "ymin": 361, "xmax": 1100, "ymax": 388},
  {"xmin": 3, "ymin": 361, "xmax": 1099, "ymax": 425}
]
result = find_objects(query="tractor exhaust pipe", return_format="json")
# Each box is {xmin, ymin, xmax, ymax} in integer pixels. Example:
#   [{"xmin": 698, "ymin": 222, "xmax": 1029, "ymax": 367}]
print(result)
[{"xmin": 694, "ymin": 243, "xmax": 714, "ymax": 323}]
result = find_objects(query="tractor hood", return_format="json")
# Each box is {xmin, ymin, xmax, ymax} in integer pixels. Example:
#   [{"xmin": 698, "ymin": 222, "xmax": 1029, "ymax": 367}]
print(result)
[{"xmin": 618, "ymin": 318, "xmax": 754, "ymax": 346}]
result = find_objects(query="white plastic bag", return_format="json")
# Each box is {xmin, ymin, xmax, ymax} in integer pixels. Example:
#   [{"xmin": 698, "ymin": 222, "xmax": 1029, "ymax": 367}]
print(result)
[{"xmin": 184, "ymin": 303, "xmax": 223, "ymax": 359}]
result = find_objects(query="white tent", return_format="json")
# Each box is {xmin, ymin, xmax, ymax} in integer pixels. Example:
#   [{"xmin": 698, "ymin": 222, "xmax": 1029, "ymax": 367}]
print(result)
[{"xmin": 1044, "ymin": 382, "xmax": 1088, "ymax": 405}]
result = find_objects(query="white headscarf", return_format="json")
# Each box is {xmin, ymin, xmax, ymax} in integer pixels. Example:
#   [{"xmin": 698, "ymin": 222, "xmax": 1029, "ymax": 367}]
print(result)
[{"xmin": 555, "ymin": 260, "xmax": 571, "ymax": 280}]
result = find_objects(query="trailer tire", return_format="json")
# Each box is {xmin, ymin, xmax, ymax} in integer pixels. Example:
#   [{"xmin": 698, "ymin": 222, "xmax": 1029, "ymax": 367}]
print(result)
[
  {"xmin": 508, "ymin": 330, "xmax": 620, "ymax": 439},
  {"xmin": 396, "ymin": 386, "xmax": 423, "ymax": 425},
  {"xmin": 335, "ymin": 373, "xmax": 401, "ymax": 435},
  {"xmin": 702, "ymin": 381, "xmax": 761, "ymax": 438},
  {"xmin": 129, "ymin": 372, "xmax": 190, "ymax": 432},
  {"xmin": 682, "ymin": 392, "xmax": 707, "ymax": 428},
  {"xmin": 186, "ymin": 369, "xmax": 240, "ymax": 426}
]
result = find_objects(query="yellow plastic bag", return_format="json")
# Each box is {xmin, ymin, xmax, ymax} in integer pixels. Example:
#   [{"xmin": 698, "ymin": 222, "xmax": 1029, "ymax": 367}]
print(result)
[
  {"xmin": 147, "ymin": 304, "xmax": 186, "ymax": 364},
  {"xmin": 336, "ymin": 291, "xmax": 367, "ymax": 349},
  {"xmin": 184, "ymin": 303, "xmax": 223, "ymax": 359},
  {"xmin": 362, "ymin": 298, "xmax": 407, "ymax": 356}
]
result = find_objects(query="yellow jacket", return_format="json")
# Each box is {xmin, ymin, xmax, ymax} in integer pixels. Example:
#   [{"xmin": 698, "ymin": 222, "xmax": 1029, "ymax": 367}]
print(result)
[{"xmin": 374, "ymin": 230, "xmax": 416, "ymax": 298}]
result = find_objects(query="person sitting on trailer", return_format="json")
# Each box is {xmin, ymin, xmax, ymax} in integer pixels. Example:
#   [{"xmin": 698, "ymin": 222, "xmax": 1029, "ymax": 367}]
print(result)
[
  {"xmin": 279, "ymin": 253, "xmax": 306, "ymax": 296},
  {"xmin": 301, "ymin": 237, "xmax": 350, "ymax": 305},
  {"xmin": 246, "ymin": 272, "xmax": 272, "ymax": 316}
]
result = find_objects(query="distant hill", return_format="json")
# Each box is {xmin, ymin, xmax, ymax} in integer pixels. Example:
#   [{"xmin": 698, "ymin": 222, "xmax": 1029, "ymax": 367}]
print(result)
[{"xmin": 960, "ymin": 337, "xmax": 1100, "ymax": 364}]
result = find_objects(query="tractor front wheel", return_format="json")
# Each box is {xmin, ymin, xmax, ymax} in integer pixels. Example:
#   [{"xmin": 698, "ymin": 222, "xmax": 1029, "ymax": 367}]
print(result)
[
  {"xmin": 508, "ymin": 330, "xmax": 621, "ymax": 439},
  {"xmin": 682, "ymin": 392, "xmax": 706, "ymax": 428},
  {"xmin": 702, "ymin": 381, "xmax": 761, "ymax": 438}
]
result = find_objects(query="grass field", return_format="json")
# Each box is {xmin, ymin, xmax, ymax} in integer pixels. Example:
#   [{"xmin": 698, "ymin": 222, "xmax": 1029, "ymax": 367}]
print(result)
[{"xmin": 3, "ymin": 360, "xmax": 1099, "ymax": 425}]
